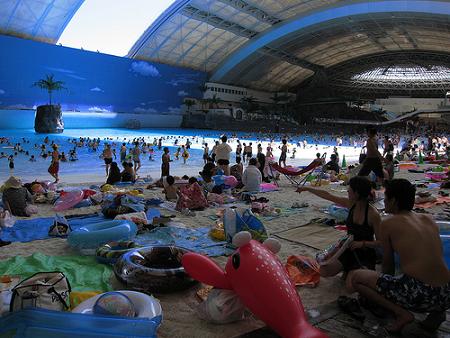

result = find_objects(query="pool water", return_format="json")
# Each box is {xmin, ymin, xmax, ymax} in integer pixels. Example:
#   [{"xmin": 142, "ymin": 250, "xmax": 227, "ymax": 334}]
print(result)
[{"xmin": 0, "ymin": 128, "xmax": 364, "ymax": 184}]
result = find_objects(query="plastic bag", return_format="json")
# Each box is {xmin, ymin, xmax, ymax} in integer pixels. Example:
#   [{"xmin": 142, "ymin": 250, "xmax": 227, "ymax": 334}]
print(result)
[
  {"xmin": 0, "ymin": 209, "xmax": 15, "ymax": 228},
  {"xmin": 197, "ymin": 289, "xmax": 247, "ymax": 324},
  {"xmin": 285, "ymin": 255, "xmax": 320, "ymax": 288},
  {"xmin": 49, "ymin": 214, "xmax": 71, "ymax": 237}
]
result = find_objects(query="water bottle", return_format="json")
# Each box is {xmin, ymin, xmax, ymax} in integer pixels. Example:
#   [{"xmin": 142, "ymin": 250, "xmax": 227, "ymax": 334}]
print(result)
[{"xmin": 223, "ymin": 209, "xmax": 236, "ymax": 243}]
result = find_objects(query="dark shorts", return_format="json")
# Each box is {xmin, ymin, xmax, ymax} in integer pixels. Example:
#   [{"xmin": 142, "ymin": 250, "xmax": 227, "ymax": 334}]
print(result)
[
  {"xmin": 358, "ymin": 157, "xmax": 384, "ymax": 178},
  {"xmin": 246, "ymin": 152, "xmax": 252, "ymax": 158},
  {"xmin": 279, "ymin": 153, "xmax": 287, "ymax": 161},
  {"xmin": 48, "ymin": 162, "xmax": 59, "ymax": 175},
  {"xmin": 338, "ymin": 248, "xmax": 376, "ymax": 272},
  {"xmin": 203, "ymin": 154, "xmax": 208, "ymax": 160},
  {"xmin": 104, "ymin": 158, "xmax": 113, "ymax": 165},
  {"xmin": 376, "ymin": 274, "xmax": 450, "ymax": 312},
  {"xmin": 217, "ymin": 159, "xmax": 229, "ymax": 166},
  {"xmin": 161, "ymin": 163, "xmax": 169, "ymax": 177}
]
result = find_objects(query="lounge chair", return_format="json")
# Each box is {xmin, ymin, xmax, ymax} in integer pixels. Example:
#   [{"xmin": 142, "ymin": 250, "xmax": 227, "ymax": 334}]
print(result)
[{"xmin": 269, "ymin": 153, "xmax": 326, "ymax": 186}]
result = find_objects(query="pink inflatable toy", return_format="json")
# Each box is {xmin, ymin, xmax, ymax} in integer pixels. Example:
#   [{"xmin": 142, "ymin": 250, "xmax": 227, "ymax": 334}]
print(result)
[
  {"xmin": 182, "ymin": 232, "xmax": 328, "ymax": 338},
  {"xmin": 54, "ymin": 190, "xmax": 84, "ymax": 212}
]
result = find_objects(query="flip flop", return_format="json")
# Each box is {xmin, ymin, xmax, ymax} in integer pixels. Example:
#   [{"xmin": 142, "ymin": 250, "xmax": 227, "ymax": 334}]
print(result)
[{"xmin": 337, "ymin": 296, "xmax": 365, "ymax": 321}]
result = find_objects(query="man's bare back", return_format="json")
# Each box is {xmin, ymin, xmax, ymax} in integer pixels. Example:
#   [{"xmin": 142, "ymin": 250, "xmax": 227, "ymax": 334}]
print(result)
[{"xmin": 383, "ymin": 213, "xmax": 450, "ymax": 286}]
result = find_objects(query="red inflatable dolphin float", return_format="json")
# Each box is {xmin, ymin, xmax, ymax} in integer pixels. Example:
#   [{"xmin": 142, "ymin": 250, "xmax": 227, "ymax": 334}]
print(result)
[{"xmin": 182, "ymin": 231, "xmax": 328, "ymax": 338}]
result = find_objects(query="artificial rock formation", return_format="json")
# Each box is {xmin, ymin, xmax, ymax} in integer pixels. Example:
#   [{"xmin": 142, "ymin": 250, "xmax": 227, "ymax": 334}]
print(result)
[{"xmin": 34, "ymin": 105, "xmax": 64, "ymax": 133}]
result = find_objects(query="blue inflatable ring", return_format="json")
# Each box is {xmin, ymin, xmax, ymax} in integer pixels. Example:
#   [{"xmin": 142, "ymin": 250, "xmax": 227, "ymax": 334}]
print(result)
[{"xmin": 68, "ymin": 220, "xmax": 138, "ymax": 255}]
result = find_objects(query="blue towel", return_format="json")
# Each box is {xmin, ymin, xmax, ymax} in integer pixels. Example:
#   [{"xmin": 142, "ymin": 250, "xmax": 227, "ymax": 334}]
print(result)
[
  {"xmin": 1, "ymin": 214, "xmax": 105, "ymax": 243},
  {"xmin": 135, "ymin": 226, "xmax": 234, "ymax": 257}
]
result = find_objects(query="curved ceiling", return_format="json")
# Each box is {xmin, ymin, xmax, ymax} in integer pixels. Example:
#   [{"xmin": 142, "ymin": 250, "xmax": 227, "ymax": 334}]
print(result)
[
  {"xmin": 128, "ymin": 0, "xmax": 450, "ymax": 91},
  {"xmin": 2, "ymin": 1, "xmax": 450, "ymax": 93},
  {"xmin": 0, "ymin": 0, "xmax": 84, "ymax": 43}
]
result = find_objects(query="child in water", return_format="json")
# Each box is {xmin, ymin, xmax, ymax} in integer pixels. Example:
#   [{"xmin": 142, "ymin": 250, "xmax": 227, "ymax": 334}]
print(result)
[
  {"xmin": 182, "ymin": 145, "xmax": 189, "ymax": 164},
  {"xmin": 148, "ymin": 146, "xmax": 154, "ymax": 161},
  {"xmin": 174, "ymin": 147, "xmax": 181, "ymax": 160},
  {"xmin": 8, "ymin": 155, "xmax": 14, "ymax": 172}
]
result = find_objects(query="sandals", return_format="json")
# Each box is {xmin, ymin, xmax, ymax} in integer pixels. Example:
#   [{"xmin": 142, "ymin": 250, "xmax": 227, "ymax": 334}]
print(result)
[{"xmin": 337, "ymin": 296, "xmax": 365, "ymax": 321}]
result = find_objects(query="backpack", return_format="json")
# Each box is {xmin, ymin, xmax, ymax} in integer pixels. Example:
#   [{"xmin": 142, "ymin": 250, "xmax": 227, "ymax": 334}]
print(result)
[{"xmin": 10, "ymin": 272, "xmax": 71, "ymax": 312}]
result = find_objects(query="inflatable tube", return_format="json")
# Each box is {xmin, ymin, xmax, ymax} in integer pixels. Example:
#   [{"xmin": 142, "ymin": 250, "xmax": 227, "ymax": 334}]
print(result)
[
  {"xmin": 96, "ymin": 241, "xmax": 142, "ymax": 265},
  {"xmin": 398, "ymin": 162, "xmax": 417, "ymax": 170},
  {"xmin": 425, "ymin": 173, "xmax": 447, "ymax": 181},
  {"xmin": 54, "ymin": 190, "xmax": 84, "ymax": 211},
  {"xmin": 68, "ymin": 220, "xmax": 137, "ymax": 255},
  {"xmin": 114, "ymin": 246, "xmax": 197, "ymax": 293},
  {"xmin": 429, "ymin": 159, "xmax": 448, "ymax": 165},
  {"xmin": 72, "ymin": 290, "xmax": 162, "ymax": 321}
]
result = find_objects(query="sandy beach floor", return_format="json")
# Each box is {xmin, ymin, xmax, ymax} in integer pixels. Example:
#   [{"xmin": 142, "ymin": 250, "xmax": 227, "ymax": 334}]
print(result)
[{"xmin": 0, "ymin": 165, "xmax": 448, "ymax": 337}]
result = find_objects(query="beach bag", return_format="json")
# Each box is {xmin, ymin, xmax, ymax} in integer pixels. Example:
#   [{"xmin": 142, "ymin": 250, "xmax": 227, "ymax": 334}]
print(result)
[
  {"xmin": 176, "ymin": 182, "xmax": 208, "ymax": 211},
  {"xmin": 197, "ymin": 289, "xmax": 247, "ymax": 324},
  {"xmin": 285, "ymin": 255, "xmax": 320, "ymax": 288},
  {"xmin": 10, "ymin": 272, "xmax": 71, "ymax": 312},
  {"xmin": 0, "ymin": 209, "xmax": 15, "ymax": 228},
  {"xmin": 359, "ymin": 148, "xmax": 367, "ymax": 164},
  {"xmin": 48, "ymin": 214, "xmax": 72, "ymax": 237},
  {"xmin": 235, "ymin": 209, "xmax": 268, "ymax": 242}
]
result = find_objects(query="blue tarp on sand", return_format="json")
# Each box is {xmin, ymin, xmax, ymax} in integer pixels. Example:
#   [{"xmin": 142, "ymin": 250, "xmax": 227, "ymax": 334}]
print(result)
[
  {"xmin": 135, "ymin": 226, "xmax": 234, "ymax": 257},
  {"xmin": 0, "ymin": 214, "xmax": 105, "ymax": 243}
]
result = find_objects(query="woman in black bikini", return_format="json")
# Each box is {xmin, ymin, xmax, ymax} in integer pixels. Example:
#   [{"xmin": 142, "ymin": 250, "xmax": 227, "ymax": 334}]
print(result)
[{"xmin": 296, "ymin": 176, "xmax": 381, "ymax": 291}]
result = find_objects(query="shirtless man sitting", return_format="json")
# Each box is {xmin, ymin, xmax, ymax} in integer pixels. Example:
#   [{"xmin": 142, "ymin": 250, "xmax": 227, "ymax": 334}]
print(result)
[{"xmin": 351, "ymin": 179, "xmax": 450, "ymax": 333}]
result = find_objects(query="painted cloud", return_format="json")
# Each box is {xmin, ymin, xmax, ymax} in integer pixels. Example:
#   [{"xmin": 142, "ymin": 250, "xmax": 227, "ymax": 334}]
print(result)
[
  {"xmin": 168, "ymin": 106, "xmax": 181, "ymax": 114},
  {"xmin": 130, "ymin": 61, "xmax": 160, "ymax": 77},
  {"xmin": 134, "ymin": 107, "xmax": 157, "ymax": 114},
  {"xmin": 90, "ymin": 87, "xmax": 104, "ymax": 92},
  {"xmin": 0, "ymin": 89, "xmax": 5, "ymax": 95},
  {"xmin": 177, "ymin": 90, "xmax": 188, "ymax": 96},
  {"xmin": 88, "ymin": 106, "xmax": 111, "ymax": 112}
]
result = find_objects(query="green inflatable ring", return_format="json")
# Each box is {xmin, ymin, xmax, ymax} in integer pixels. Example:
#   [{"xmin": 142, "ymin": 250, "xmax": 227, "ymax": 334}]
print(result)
[{"xmin": 96, "ymin": 241, "xmax": 142, "ymax": 264}]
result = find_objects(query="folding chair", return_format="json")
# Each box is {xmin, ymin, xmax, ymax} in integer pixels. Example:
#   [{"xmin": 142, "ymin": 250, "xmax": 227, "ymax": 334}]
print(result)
[{"xmin": 269, "ymin": 153, "xmax": 327, "ymax": 187}]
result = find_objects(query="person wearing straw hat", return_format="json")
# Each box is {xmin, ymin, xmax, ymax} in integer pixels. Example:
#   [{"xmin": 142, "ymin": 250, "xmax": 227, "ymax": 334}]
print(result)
[
  {"xmin": 48, "ymin": 144, "xmax": 60, "ymax": 183},
  {"xmin": 1, "ymin": 176, "xmax": 34, "ymax": 217}
]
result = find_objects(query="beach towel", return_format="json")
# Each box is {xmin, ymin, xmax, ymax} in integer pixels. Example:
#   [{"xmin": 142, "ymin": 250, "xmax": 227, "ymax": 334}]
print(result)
[
  {"xmin": 0, "ymin": 253, "xmax": 112, "ymax": 292},
  {"xmin": 274, "ymin": 223, "xmax": 344, "ymax": 250},
  {"xmin": 1, "ymin": 214, "xmax": 104, "ymax": 243},
  {"xmin": 134, "ymin": 226, "xmax": 234, "ymax": 257},
  {"xmin": 260, "ymin": 183, "xmax": 278, "ymax": 192},
  {"xmin": 414, "ymin": 196, "xmax": 450, "ymax": 209}
]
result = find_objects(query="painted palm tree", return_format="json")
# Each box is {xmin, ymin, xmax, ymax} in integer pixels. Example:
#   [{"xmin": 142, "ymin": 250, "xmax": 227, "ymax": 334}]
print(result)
[
  {"xmin": 183, "ymin": 99, "xmax": 196, "ymax": 114},
  {"xmin": 208, "ymin": 94, "xmax": 222, "ymax": 109},
  {"xmin": 33, "ymin": 74, "xmax": 66, "ymax": 105}
]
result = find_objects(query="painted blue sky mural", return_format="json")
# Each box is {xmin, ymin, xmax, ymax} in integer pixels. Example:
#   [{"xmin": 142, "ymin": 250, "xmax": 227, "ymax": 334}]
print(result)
[{"xmin": 0, "ymin": 35, "xmax": 206, "ymax": 114}]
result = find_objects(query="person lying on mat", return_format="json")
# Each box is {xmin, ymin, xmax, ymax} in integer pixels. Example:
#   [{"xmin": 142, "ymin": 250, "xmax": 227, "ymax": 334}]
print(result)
[
  {"xmin": 296, "ymin": 176, "xmax": 381, "ymax": 291},
  {"xmin": 351, "ymin": 179, "xmax": 450, "ymax": 333}
]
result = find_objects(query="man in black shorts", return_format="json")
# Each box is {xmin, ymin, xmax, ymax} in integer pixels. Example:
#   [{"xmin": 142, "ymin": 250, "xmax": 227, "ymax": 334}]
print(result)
[
  {"xmin": 214, "ymin": 135, "xmax": 232, "ymax": 175},
  {"xmin": 358, "ymin": 128, "xmax": 385, "ymax": 183},
  {"xmin": 351, "ymin": 179, "xmax": 450, "ymax": 333}
]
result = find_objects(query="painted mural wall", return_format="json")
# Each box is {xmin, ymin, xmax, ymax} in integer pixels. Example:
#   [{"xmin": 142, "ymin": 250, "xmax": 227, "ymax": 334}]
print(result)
[{"xmin": 0, "ymin": 35, "xmax": 206, "ymax": 128}]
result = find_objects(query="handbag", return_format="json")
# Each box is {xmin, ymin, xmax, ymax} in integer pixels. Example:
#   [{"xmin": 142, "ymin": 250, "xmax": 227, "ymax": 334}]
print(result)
[{"xmin": 10, "ymin": 272, "xmax": 71, "ymax": 312}]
